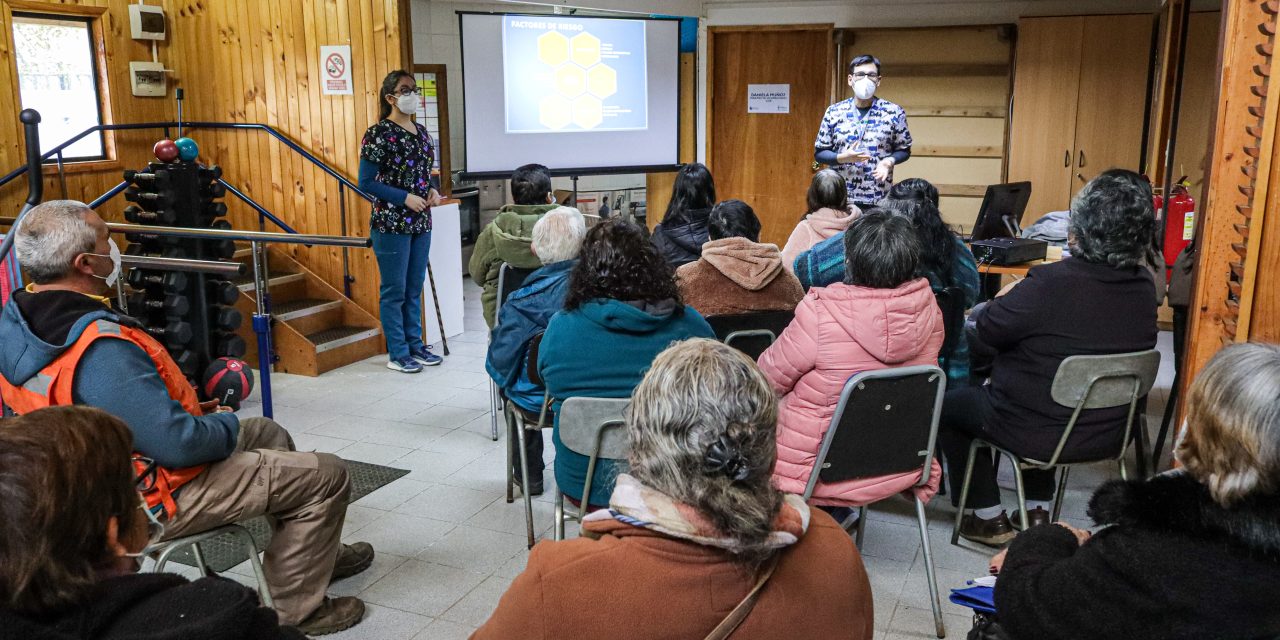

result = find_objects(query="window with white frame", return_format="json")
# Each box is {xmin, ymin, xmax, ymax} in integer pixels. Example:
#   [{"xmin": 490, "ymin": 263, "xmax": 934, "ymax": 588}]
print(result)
[{"xmin": 11, "ymin": 12, "xmax": 107, "ymax": 162}]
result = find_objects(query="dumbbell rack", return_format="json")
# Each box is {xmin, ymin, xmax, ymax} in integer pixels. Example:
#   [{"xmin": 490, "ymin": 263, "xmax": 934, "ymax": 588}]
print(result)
[{"xmin": 122, "ymin": 161, "xmax": 245, "ymax": 386}]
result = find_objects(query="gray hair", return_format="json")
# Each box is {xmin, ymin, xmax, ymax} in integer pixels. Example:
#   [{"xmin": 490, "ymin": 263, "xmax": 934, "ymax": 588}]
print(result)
[
  {"xmin": 626, "ymin": 338, "xmax": 783, "ymax": 566},
  {"xmin": 14, "ymin": 200, "xmax": 97, "ymax": 284},
  {"xmin": 531, "ymin": 206, "xmax": 586, "ymax": 264},
  {"xmin": 1068, "ymin": 169, "xmax": 1154, "ymax": 269},
  {"xmin": 1178, "ymin": 342, "xmax": 1280, "ymax": 506}
]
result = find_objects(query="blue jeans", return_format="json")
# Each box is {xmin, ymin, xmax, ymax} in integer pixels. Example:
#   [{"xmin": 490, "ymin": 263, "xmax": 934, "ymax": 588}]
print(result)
[{"xmin": 372, "ymin": 229, "xmax": 431, "ymax": 360}]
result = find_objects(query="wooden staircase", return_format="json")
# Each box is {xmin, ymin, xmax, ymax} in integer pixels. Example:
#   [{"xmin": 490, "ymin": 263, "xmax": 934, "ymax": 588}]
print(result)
[{"xmin": 232, "ymin": 245, "xmax": 383, "ymax": 376}]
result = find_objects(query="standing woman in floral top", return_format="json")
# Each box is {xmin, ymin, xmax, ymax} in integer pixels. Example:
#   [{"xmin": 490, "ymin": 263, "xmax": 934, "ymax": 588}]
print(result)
[{"xmin": 359, "ymin": 70, "xmax": 445, "ymax": 373}]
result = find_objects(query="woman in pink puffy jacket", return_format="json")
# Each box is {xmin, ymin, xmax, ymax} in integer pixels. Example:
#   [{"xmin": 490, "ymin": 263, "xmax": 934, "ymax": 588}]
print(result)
[{"xmin": 759, "ymin": 208, "xmax": 944, "ymax": 508}]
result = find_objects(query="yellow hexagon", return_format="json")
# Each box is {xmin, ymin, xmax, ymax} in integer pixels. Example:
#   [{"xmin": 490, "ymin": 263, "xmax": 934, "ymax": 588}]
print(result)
[
  {"xmin": 539, "ymin": 95, "xmax": 572, "ymax": 130},
  {"xmin": 570, "ymin": 32, "xmax": 601, "ymax": 68},
  {"xmin": 571, "ymin": 95, "xmax": 603, "ymax": 129},
  {"xmin": 586, "ymin": 64, "xmax": 617, "ymax": 99},
  {"xmin": 553, "ymin": 64, "xmax": 587, "ymax": 98},
  {"xmin": 537, "ymin": 31, "xmax": 570, "ymax": 67}
]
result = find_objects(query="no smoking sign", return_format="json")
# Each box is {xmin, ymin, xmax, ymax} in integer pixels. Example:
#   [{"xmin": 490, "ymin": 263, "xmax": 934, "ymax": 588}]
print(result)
[{"xmin": 320, "ymin": 45, "xmax": 352, "ymax": 95}]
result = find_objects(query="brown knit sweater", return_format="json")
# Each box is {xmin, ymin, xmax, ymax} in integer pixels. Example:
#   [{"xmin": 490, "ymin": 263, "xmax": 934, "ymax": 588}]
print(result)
[{"xmin": 676, "ymin": 237, "xmax": 805, "ymax": 317}]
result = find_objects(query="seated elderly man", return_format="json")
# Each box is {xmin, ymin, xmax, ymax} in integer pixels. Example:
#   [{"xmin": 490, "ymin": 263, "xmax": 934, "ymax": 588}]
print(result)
[
  {"xmin": 0, "ymin": 200, "xmax": 371, "ymax": 636},
  {"xmin": 469, "ymin": 163, "xmax": 560, "ymax": 328},
  {"xmin": 485, "ymin": 206, "xmax": 586, "ymax": 496}
]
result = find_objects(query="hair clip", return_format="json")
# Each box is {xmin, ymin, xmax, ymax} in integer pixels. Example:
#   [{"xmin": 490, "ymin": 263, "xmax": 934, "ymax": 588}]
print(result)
[{"xmin": 705, "ymin": 434, "xmax": 750, "ymax": 482}]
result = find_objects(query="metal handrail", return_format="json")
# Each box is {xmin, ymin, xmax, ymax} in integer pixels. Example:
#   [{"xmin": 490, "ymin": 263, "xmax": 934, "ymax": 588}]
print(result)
[
  {"xmin": 103, "ymin": 221, "xmax": 370, "ymax": 248},
  {"xmin": 122, "ymin": 254, "xmax": 246, "ymax": 277}
]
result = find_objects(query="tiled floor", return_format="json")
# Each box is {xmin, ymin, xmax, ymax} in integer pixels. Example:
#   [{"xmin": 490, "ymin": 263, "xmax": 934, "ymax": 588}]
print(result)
[{"xmin": 196, "ymin": 278, "xmax": 1175, "ymax": 639}]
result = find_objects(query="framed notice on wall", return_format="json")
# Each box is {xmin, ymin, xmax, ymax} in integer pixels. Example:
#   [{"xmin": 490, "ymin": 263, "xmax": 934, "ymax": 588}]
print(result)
[
  {"xmin": 413, "ymin": 64, "xmax": 452, "ymax": 194},
  {"xmin": 321, "ymin": 45, "xmax": 352, "ymax": 95}
]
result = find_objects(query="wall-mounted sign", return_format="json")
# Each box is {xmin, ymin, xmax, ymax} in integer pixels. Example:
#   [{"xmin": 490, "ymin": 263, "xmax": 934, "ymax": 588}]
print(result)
[
  {"xmin": 747, "ymin": 84, "xmax": 790, "ymax": 114},
  {"xmin": 321, "ymin": 45, "xmax": 352, "ymax": 95}
]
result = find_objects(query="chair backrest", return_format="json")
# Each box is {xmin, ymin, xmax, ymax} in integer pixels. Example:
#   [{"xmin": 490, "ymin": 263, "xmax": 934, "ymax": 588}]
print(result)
[
  {"xmin": 496, "ymin": 263, "xmax": 537, "ymax": 319},
  {"xmin": 526, "ymin": 331, "xmax": 545, "ymax": 385},
  {"xmin": 1038, "ymin": 349, "xmax": 1162, "ymax": 466},
  {"xmin": 557, "ymin": 396, "xmax": 631, "ymax": 461},
  {"xmin": 803, "ymin": 365, "xmax": 946, "ymax": 501},
  {"xmin": 705, "ymin": 310, "xmax": 796, "ymax": 361},
  {"xmin": 934, "ymin": 286, "xmax": 966, "ymax": 360}
]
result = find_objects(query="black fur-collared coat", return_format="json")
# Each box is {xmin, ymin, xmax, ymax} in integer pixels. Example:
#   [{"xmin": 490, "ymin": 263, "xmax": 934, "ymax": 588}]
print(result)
[{"xmin": 994, "ymin": 471, "xmax": 1280, "ymax": 640}]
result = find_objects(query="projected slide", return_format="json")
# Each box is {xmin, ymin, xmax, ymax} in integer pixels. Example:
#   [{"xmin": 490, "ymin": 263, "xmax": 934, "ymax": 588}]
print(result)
[{"xmin": 502, "ymin": 16, "xmax": 648, "ymax": 133}]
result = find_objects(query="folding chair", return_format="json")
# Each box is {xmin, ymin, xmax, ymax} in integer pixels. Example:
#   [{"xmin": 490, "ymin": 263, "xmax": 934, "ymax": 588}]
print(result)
[
  {"xmin": 551, "ymin": 396, "xmax": 630, "ymax": 541},
  {"xmin": 505, "ymin": 331, "xmax": 553, "ymax": 548},
  {"xmin": 488, "ymin": 263, "xmax": 536, "ymax": 441},
  {"xmin": 803, "ymin": 365, "xmax": 948, "ymax": 639},
  {"xmin": 951, "ymin": 349, "xmax": 1161, "ymax": 541},
  {"xmin": 704, "ymin": 309, "xmax": 795, "ymax": 361},
  {"xmin": 147, "ymin": 523, "xmax": 273, "ymax": 607}
]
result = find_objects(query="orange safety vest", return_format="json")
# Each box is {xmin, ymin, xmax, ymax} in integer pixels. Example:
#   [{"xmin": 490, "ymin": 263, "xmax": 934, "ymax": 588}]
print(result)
[{"xmin": 0, "ymin": 318, "xmax": 208, "ymax": 516}]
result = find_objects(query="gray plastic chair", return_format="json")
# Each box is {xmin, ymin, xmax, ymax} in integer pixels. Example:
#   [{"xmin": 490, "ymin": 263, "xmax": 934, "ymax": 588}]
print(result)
[
  {"xmin": 951, "ymin": 349, "xmax": 1161, "ymax": 542},
  {"xmin": 803, "ymin": 365, "xmax": 947, "ymax": 639},
  {"xmin": 148, "ymin": 523, "xmax": 273, "ymax": 607},
  {"xmin": 552, "ymin": 396, "xmax": 631, "ymax": 541},
  {"xmin": 488, "ymin": 263, "xmax": 536, "ymax": 441}
]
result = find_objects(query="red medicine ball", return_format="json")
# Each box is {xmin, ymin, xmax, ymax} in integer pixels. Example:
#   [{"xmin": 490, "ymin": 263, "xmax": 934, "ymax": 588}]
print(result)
[{"xmin": 203, "ymin": 357, "xmax": 255, "ymax": 410}]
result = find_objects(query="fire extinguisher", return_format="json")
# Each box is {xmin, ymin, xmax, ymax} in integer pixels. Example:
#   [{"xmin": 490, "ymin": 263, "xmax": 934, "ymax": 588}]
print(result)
[{"xmin": 1161, "ymin": 177, "xmax": 1195, "ymax": 277}]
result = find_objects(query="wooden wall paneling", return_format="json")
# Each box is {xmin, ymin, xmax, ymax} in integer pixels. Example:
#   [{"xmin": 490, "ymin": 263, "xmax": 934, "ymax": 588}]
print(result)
[
  {"xmin": 707, "ymin": 25, "xmax": 833, "ymax": 247},
  {"xmin": 1184, "ymin": 0, "xmax": 1274, "ymax": 383},
  {"xmin": 1072, "ymin": 14, "xmax": 1154, "ymax": 191},
  {"xmin": 1007, "ymin": 16, "xmax": 1084, "ymax": 220},
  {"xmin": 1235, "ymin": 31, "xmax": 1279, "ymax": 340},
  {"xmin": 1144, "ymin": 0, "xmax": 1189, "ymax": 184}
]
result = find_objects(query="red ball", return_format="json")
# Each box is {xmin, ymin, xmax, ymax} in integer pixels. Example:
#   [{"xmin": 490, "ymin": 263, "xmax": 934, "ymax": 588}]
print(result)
[{"xmin": 153, "ymin": 139, "xmax": 179, "ymax": 162}]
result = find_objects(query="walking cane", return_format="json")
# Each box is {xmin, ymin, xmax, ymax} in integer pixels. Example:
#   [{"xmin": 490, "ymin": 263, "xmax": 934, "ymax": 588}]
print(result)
[{"xmin": 426, "ymin": 263, "xmax": 449, "ymax": 355}]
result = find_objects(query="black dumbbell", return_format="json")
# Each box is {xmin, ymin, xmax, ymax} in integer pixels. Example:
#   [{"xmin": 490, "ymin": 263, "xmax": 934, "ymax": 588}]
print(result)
[
  {"xmin": 207, "ymin": 279, "xmax": 240, "ymax": 305},
  {"xmin": 211, "ymin": 305, "xmax": 242, "ymax": 331},
  {"xmin": 172, "ymin": 349, "xmax": 198, "ymax": 376},
  {"xmin": 215, "ymin": 333, "xmax": 246, "ymax": 358},
  {"xmin": 148, "ymin": 320, "xmax": 192, "ymax": 347},
  {"xmin": 124, "ymin": 169, "xmax": 170, "ymax": 187},
  {"xmin": 204, "ymin": 202, "xmax": 228, "ymax": 219},
  {"xmin": 124, "ymin": 188, "xmax": 173, "ymax": 208},
  {"xmin": 201, "ymin": 182, "xmax": 227, "ymax": 199},
  {"xmin": 199, "ymin": 165, "xmax": 223, "ymax": 182},
  {"xmin": 127, "ymin": 292, "xmax": 190, "ymax": 317},
  {"xmin": 126, "ymin": 270, "xmax": 187, "ymax": 291},
  {"xmin": 124, "ymin": 204, "xmax": 176, "ymax": 225}
]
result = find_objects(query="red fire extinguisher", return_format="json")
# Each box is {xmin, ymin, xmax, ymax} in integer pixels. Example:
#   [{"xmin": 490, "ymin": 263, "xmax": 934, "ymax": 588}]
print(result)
[{"xmin": 1160, "ymin": 177, "xmax": 1195, "ymax": 275}]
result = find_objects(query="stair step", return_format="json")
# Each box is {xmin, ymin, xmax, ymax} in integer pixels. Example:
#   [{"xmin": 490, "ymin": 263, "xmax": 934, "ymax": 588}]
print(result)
[
  {"xmin": 272, "ymin": 297, "xmax": 342, "ymax": 321},
  {"xmin": 308, "ymin": 325, "xmax": 382, "ymax": 353},
  {"xmin": 236, "ymin": 272, "xmax": 305, "ymax": 293}
]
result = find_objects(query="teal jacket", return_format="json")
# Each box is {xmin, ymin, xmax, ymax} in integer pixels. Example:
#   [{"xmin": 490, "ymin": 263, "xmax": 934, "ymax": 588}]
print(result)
[{"xmin": 538, "ymin": 298, "xmax": 714, "ymax": 506}]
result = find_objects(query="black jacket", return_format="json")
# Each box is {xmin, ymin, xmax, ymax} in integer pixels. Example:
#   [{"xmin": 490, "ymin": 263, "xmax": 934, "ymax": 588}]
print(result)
[
  {"xmin": 0, "ymin": 573, "xmax": 304, "ymax": 640},
  {"xmin": 973, "ymin": 258, "xmax": 1157, "ymax": 461},
  {"xmin": 650, "ymin": 207, "xmax": 711, "ymax": 268},
  {"xmin": 995, "ymin": 472, "xmax": 1280, "ymax": 640}
]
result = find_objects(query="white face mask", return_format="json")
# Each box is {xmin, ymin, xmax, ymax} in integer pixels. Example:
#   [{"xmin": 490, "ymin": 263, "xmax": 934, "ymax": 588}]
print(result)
[
  {"xmin": 853, "ymin": 77, "xmax": 877, "ymax": 100},
  {"xmin": 87, "ymin": 237, "xmax": 122, "ymax": 288},
  {"xmin": 395, "ymin": 93, "xmax": 418, "ymax": 116}
]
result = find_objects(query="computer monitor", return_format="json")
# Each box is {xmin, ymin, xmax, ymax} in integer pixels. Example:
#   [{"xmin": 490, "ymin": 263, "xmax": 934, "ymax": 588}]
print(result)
[{"xmin": 970, "ymin": 181, "xmax": 1033, "ymax": 241}]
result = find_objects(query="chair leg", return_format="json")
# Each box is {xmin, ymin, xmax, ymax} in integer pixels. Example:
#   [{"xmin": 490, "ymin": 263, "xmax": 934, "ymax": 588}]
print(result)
[
  {"xmin": 854, "ymin": 505, "xmax": 868, "ymax": 551},
  {"xmin": 190, "ymin": 542, "xmax": 209, "ymax": 577},
  {"xmin": 489, "ymin": 382, "xmax": 500, "ymax": 441},
  {"xmin": 1011, "ymin": 460, "xmax": 1029, "ymax": 531},
  {"xmin": 553, "ymin": 489, "xmax": 565, "ymax": 541},
  {"xmin": 1134, "ymin": 415, "xmax": 1150, "ymax": 479},
  {"xmin": 504, "ymin": 406, "xmax": 515, "ymax": 504},
  {"xmin": 951, "ymin": 440, "xmax": 981, "ymax": 546},
  {"xmin": 1051, "ymin": 466, "xmax": 1070, "ymax": 523},
  {"xmin": 517, "ymin": 420, "xmax": 536, "ymax": 549},
  {"xmin": 230, "ymin": 527, "xmax": 273, "ymax": 608},
  {"xmin": 1118, "ymin": 458, "xmax": 1129, "ymax": 482},
  {"xmin": 916, "ymin": 497, "xmax": 947, "ymax": 639},
  {"xmin": 152, "ymin": 543, "xmax": 179, "ymax": 573}
]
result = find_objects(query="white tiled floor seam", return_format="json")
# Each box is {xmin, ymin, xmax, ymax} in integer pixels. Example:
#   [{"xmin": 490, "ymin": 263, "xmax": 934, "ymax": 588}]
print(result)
[{"xmin": 202, "ymin": 278, "xmax": 1176, "ymax": 640}]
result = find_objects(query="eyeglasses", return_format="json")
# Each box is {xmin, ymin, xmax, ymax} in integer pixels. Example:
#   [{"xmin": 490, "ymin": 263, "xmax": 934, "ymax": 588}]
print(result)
[
  {"xmin": 394, "ymin": 87, "xmax": 422, "ymax": 97},
  {"xmin": 127, "ymin": 456, "xmax": 166, "ymax": 557},
  {"xmin": 133, "ymin": 455, "xmax": 157, "ymax": 493},
  {"xmin": 851, "ymin": 72, "xmax": 881, "ymax": 80}
]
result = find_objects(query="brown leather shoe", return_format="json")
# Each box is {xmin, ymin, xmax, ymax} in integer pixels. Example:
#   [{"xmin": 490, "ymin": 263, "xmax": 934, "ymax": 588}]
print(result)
[
  {"xmin": 1010, "ymin": 507, "xmax": 1052, "ymax": 531},
  {"xmin": 330, "ymin": 542, "xmax": 374, "ymax": 583},
  {"xmin": 959, "ymin": 510, "xmax": 1017, "ymax": 547},
  {"xmin": 296, "ymin": 596, "xmax": 365, "ymax": 636}
]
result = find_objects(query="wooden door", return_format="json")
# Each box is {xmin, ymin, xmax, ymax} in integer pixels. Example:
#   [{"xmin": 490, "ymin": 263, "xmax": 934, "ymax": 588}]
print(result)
[
  {"xmin": 1071, "ymin": 14, "xmax": 1155, "ymax": 195},
  {"xmin": 1007, "ymin": 17, "xmax": 1084, "ymax": 219},
  {"xmin": 707, "ymin": 25, "xmax": 833, "ymax": 246}
]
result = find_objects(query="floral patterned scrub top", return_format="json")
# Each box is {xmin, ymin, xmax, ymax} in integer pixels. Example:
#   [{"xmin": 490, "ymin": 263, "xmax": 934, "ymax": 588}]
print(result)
[
  {"xmin": 360, "ymin": 119, "xmax": 435, "ymax": 234},
  {"xmin": 814, "ymin": 97, "xmax": 912, "ymax": 204}
]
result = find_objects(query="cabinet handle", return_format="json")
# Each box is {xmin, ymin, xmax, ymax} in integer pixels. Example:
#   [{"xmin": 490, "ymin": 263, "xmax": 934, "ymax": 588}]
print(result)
[
  {"xmin": 1078, "ymin": 150, "xmax": 1086, "ymax": 168},
  {"xmin": 1064, "ymin": 150, "xmax": 1070, "ymax": 167},
  {"xmin": 1077, "ymin": 172, "xmax": 1087, "ymax": 182}
]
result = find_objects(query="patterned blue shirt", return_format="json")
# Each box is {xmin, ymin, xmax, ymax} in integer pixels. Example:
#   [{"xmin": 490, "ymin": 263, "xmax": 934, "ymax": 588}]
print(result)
[{"xmin": 814, "ymin": 97, "xmax": 913, "ymax": 204}]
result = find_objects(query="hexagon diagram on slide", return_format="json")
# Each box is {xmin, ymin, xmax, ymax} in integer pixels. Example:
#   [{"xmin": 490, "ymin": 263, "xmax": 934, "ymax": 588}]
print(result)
[
  {"xmin": 586, "ymin": 64, "xmax": 616, "ymax": 99},
  {"xmin": 539, "ymin": 95, "xmax": 572, "ymax": 130},
  {"xmin": 572, "ymin": 95, "xmax": 603, "ymax": 129},
  {"xmin": 570, "ymin": 32, "xmax": 601, "ymax": 67},
  {"xmin": 554, "ymin": 64, "xmax": 587, "ymax": 98},
  {"xmin": 537, "ymin": 31, "xmax": 570, "ymax": 67}
]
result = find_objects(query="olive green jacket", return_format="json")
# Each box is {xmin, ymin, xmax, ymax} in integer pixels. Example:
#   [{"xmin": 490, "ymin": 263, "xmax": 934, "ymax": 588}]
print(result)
[{"xmin": 469, "ymin": 204, "xmax": 558, "ymax": 328}]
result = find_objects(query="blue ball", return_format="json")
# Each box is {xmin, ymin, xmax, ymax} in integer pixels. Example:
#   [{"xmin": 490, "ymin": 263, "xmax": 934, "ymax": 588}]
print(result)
[{"xmin": 174, "ymin": 137, "xmax": 199, "ymax": 162}]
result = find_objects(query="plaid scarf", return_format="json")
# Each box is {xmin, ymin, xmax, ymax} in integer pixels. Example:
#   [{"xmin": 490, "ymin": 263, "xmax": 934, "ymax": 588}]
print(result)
[{"xmin": 583, "ymin": 474, "xmax": 811, "ymax": 553}]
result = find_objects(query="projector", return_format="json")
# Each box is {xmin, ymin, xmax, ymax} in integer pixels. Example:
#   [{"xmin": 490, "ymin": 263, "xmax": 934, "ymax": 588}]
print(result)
[{"xmin": 970, "ymin": 237, "xmax": 1049, "ymax": 266}]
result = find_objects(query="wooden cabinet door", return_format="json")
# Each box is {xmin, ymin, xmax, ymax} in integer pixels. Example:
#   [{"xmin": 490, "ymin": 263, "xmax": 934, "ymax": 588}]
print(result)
[
  {"xmin": 1071, "ymin": 14, "xmax": 1155, "ymax": 196},
  {"xmin": 1008, "ymin": 17, "xmax": 1084, "ymax": 219}
]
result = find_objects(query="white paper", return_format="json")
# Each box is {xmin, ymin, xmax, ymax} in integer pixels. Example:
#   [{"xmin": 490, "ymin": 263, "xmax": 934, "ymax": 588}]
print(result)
[
  {"xmin": 747, "ymin": 84, "xmax": 789, "ymax": 114},
  {"xmin": 320, "ymin": 45, "xmax": 353, "ymax": 95},
  {"xmin": 422, "ymin": 203, "xmax": 466, "ymax": 345}
]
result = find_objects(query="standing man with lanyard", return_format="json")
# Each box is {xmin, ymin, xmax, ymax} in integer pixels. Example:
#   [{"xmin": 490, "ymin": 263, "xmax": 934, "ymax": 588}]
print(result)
[{"xmin": 814, "ymin": 54, "xmax": 913, "ymax": 211}]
